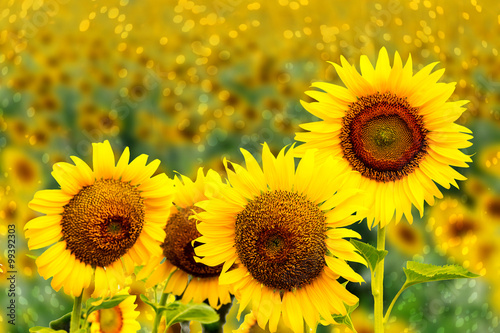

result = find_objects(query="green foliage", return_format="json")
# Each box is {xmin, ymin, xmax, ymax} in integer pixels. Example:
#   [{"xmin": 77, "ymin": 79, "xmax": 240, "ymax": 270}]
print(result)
[
  {"xmin": 384, "ymin": 261, "xmax": 481, "ymax": 323},
  {"xmin": 163, "ymin": 301, "xmax": 219, "ymax": 328},
  {"xmin": 140, "ymin": 294, "xmax": 158, "ymax": 312},
  {"xmin": 85, "ymin": 295, "xmax": 130, "ymax": 316},
  {"xmin": 141, "ymin": 295, "xmax": 218, "ymax": 329},
  {"xmin": 49, "ymin": 313, "xmax": 71, "ymax": 332},
  {"xmin": 403, "ymin": 261, "xmax": 480, "ymax": 288},
  {"xmin": 332, "ymin": 302, "xmax": 359, "ymax": 333},
  {"xmin": 350, "ymin": 239, "xmax": 387, "ymax": 273},
  {"xmin": 29, "ymin": 327, "xmax": 67, "ymax": 333}
]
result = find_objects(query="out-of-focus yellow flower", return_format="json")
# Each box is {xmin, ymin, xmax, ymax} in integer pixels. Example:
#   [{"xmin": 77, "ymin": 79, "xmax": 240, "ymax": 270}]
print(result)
[
  {"xmin": 1, "ymin": 147, "xmax": 42, "ymax": 193},
  {"xmin": 387, "ymin": 219, "xmax": 425, "ymax": 257},
  {"xmin": 478, "ymin": 143, "xmax": 500, "ymax": 177},
  {"xmin": 427, "ymin": 197, "xmax": 495, "ymax": 276}
]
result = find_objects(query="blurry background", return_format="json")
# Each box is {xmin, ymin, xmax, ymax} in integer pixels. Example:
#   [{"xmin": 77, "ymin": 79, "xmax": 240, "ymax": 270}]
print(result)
[{"xmin": 1, "ymin": 0, "xmax": 499, "ymax": 332}]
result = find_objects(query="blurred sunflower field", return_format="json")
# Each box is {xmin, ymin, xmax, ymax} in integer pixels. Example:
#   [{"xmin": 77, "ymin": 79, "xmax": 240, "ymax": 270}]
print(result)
[{"xmin": 1, "ymin": 0, "xmax": 500, "ymax": 332}]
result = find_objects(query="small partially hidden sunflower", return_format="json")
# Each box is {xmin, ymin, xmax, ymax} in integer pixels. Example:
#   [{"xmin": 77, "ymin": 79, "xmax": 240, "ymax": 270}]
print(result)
[
  {"xmin": 25, "ymin": 140, "xmax": 174, "ymax": 297},
  {"xmin": 295, "ymin": 47, "xmax": 473, "ymax": 228},
  {"xmin": 137, "ymin": 168, "xmax": 232, "ymax": 309},
  {"xmin": 427, "ymin": 197, "xmax": 495, "ymax": 276},
  {"xmin": 195, "ymin": 144, "xmax": 365, "ymax": 333},
  {"xmin": 88, "ymin": 289, "xmax": 141, "ymax": 332}
]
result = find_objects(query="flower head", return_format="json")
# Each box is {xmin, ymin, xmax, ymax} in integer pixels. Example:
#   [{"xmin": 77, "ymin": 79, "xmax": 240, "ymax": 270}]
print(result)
[
  {"xmin": 25, "ymin": 140, "xmax": 174, "ymax": 297},
  {"xmin": 195, "ymin": 144, "xmax": 365, "ymax": 333},
  {"xmin": 295, "ymin": 48, "xmax": 473, "ymax": 227},
  {"xmin": 88, "ymin": 289, "xmax": 141, "ymax": 332},
  {"xmin": 137, "ymin": 168, "xmax": 232, "ymax": 309}
]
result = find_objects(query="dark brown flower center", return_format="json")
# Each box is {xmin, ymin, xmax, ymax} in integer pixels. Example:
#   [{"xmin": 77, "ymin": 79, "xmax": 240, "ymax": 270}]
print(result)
[
  {"xmin": 397, "ymin": 224, "xmax": 417, "ymax": 245},
  {"xmin": 450, "ymin": 217, "xmax": 476, "ymax": 238},
  {"xmin": 15, "ymin": 159, "xmax": 36, "ymax": 182},
  {"xmin": 235, "ymin": 190, "xmax": 327, "ymax": 292},
  {"xmin": 162, "ymin": 206, "xmax": 223, "ymax": 278},
  {"xmin": 61, "ymin": 179, "xmax": 145, "ymax": 267},
  {"xmin": 486, "ymin": 198, "xmax": 500, "ymax": 219},
  {"xmin": 340, "ymin": 92, "xmax": 428, "ymax": 182}
]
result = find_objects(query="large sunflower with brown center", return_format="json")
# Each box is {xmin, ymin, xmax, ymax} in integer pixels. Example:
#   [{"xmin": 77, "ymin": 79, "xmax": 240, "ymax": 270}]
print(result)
[
  {"xmin": 194, "ymin": 144, "xmax": 365, "ymax": 333},
  {"xmin": 295, "ymin": 47, "xmax": 473, "ymax": 228},
  {"xmin": 25, "ymin": 140, "xmax": 174, "ymax": 297},
  {"xmin": 137, "ymin": 168, "xmax": 232, "ymax": 309}
]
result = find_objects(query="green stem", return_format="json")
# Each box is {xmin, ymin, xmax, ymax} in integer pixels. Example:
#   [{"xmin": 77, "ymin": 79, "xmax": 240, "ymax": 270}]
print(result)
[
  {"xmin": 373, "ymin": 225, "xmax": 386, "ymax": 333},
  {"xmin": 152, "ymin": 292, "xmax": 169, "ymax": 333},
  {"xmin": 70, "ymin": 293, "xmax": 83, "ymax": 333},
  {"xmin": 152, "ymin": 271, "xmax": 176, "ymax": 333},
  {"xmin": 383, "ymin": 282, "xmax": 409, "ymax": 324}
]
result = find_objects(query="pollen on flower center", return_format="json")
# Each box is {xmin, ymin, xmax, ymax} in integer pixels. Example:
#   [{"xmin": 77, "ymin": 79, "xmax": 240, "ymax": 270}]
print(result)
[
  {"xmin": 374, "ymin": 126, "xmax": 396, "ymax": 147},
  {"xmin": 340, "ymin": 92, "xmax": 428, "ymax": 182},
  {"xmin": 61, "ymin": 179, "xmax": 145, "ymax": 267},
  {"xmin": 163, "ymin": 206, "xmax": 223, "ymax": 278},
  {"xmin": 235, "ymin": 190, "xmax": 327, "ymax": 291}
]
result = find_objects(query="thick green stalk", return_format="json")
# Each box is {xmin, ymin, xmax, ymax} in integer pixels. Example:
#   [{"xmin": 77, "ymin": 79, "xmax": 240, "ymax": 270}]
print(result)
[
  {"xmin": 69, "ymin": 293, "xmax": 83, "ymax": 333},
  {"xmin": 373, "ymin": 225, "xmax": 386, "ymax": 333}
]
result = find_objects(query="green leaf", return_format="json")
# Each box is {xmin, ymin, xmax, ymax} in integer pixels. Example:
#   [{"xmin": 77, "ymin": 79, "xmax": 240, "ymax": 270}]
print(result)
[
  {"xmin": 86, "ymin": 295, "xmax": 129, "ymax": 316},
  {"xmin": 49, "ymin": 312, "xmax": 71, "ymax": 331},
  {"xmin": 165, "ymin": 301, "xmax": 219, "ymax": 328},
  {"xmin": 332, "ymin": 301, "xmax": 359, "ymax": 333},
  {"xmin": 140, "ymin": 294, "xmax": 158, "ymax": 312},
  {"xmin": 403, "ymin": 261, "xmax": 480, "ymax": 288},
  {"xmin": 29, "ymin": 327, "xmax": 67, "ymax": 333},
  {"xmin": 134, "ymin": 264, "xmax": 145, "ymax": 277},
  {"xmin": 26, "ymin": 254, "xmax": 38, "ymax": 260},
  {"xmin": 350, "ymin": 239, "xmax": 387, "ymax": 273}
]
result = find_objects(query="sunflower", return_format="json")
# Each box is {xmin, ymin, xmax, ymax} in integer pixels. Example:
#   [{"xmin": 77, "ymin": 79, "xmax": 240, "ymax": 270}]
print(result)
[
  {"xmin": 25, "ymin": 140, "xmax": 174, "ymax": 297},
  {"xmin": 194, "ymin": 143, "xmax": 365, "ymax": 333},
  {"xmin": 478, "ymin": 143, "xmax": 500, "ymax": 178},
  {"xmin": 87, "ymin": 289, "xmax": 141, "ymax": 332},
  {"xmin": 295, "ymin": 47, "xmax": 473, "ymax": 228},
  {"xmin": 427, "ymin": 197, "xmax": 494, "ymax": 275},
  {"xmin": 1, "ymin": 147, "xmax": 42, "ymax": 194},
  {"xmin": 386, "ymin": 219, "xmax": 424, "ymax": 257},
  {"xmin": 137, "ymin": 168, "xmax": 232, "ymax": 309}
]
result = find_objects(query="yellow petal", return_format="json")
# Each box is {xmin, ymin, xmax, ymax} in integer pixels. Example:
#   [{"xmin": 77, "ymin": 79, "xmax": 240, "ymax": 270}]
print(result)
[
  {"xmin": 24, "ymin": 214, "xmax": 62, "ymax": 231},
  {"xmin": 93, "ymin": 140, "xmax": 115, "ymax": 180},
  {"xmin": 113, "ymin": 146, "xmax": 130, "ymax": 179},
  {"xmin": 121, "ymin": 154, "xmax": 149, "ymax": 183},
  {"xmin": 283, "ymin": 292, "xmax": 304, "ymax": 333}
]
